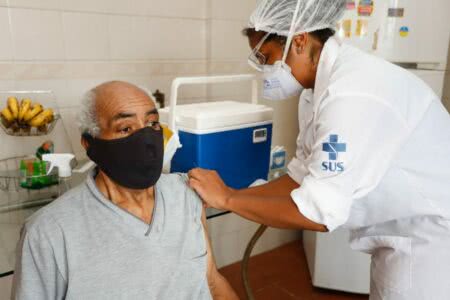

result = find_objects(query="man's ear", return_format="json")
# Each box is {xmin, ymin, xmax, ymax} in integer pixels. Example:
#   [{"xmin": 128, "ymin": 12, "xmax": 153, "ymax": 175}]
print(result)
[{"xmin": 81, "ymin": 136, "xmax": 89, "ymax": 151}]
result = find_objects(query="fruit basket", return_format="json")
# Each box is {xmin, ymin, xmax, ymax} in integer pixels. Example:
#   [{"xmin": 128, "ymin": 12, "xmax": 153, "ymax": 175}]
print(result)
[{"xmin": 0, "ymin": 91, "xmax": 59, "ymax": 136}]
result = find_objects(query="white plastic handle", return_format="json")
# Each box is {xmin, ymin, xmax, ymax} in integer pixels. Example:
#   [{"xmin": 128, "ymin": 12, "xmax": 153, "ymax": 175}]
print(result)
[
  {"xmin": 73, "ymin": 160, "xmax": 96, "ymax": 174},
  {"xmin": 168, "ymin": 74, "xmax": 258, "ymax": 133}
]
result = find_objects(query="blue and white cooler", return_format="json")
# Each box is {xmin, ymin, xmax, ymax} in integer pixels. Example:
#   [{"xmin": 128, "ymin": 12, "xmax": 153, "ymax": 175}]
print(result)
[{"xmin": 159, "ymin": 75, "xmax": 274, "ymax": 189}]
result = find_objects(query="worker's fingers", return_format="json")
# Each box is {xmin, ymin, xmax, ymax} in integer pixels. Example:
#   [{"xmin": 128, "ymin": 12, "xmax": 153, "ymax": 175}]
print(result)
[
  {"xmin": 190, "ymin": 179, "xmax": 211, "ymax": 205},
  {"xmin": 188, "ymin": 177, "xmax": 202, "ymax": 192},
  {"xmin": 189, "ymin": 168, "xmax": 218, "ymax": 183},
  {"xmin": 188, "ymin": 167, "xmax": 206, "ymax": 180},
  {"xmin": 187, "ymin": 168, "xmax": 197, "ymax": 179}
]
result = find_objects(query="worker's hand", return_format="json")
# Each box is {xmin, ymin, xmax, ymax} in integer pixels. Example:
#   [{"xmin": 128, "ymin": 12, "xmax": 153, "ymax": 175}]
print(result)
[{"xmin": 188, "ymin": 168, "xmax": 235, "ymax": 211}]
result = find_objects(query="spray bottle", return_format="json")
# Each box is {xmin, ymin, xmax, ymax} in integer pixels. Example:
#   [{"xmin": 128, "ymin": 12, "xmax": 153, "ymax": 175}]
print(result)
[
  {"xmin": 42, "ymin": 153, "xmax": 75, "ymax": 195},
  {"xmin": 42, "ymin": 153, "xmax": 75, "ymax": 178}
]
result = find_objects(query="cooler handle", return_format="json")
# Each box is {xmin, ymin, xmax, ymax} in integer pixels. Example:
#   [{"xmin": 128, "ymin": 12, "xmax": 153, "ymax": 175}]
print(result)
[{"xmin": 169, "ymin": 74, "xmax": 258, "ymax": 133}]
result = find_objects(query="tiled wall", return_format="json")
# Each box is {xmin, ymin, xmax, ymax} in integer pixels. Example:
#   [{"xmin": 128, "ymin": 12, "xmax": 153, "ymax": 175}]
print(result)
[
  {"xmin": 0, "ymin": 0, "xmax": 300, "ymax": 159},
  {"xmin": 443, "ymin": 39, "xmax": 450, "ymax": 112},
  {"xmin": 0, "ymin": 1, "xmax": 212, "ymax": 159},
  {"xmin": 0, "ymin": 0, "xmax": 302, "ymax": 284},
  {"xmin": 0, "ymin": 275, "xmax": 12, "ymax": 300}
]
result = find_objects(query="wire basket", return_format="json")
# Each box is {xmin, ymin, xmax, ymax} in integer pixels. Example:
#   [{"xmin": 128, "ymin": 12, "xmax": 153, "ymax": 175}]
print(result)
[{"xmin": 0, "ymin": 156, "xmax": 60, "ymax": 192}]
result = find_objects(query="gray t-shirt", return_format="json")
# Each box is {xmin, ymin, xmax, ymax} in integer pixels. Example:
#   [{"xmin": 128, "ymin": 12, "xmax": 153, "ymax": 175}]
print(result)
[{"xmin": 12, "ymin": 172, "xmax": 212, "ymax": 300}]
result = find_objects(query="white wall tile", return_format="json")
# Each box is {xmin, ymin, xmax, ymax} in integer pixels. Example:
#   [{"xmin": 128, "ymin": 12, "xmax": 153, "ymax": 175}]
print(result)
[
  {"xmin": 210, "ymin": 231, "xmax": 240, "ymax": 268},
  {"xmin": 108, "ymin": 15, "xmax": 136, "ymax": 60},
  {"xmin": 9, "ymin": 8, "xmax": 65, "ymax": 60},
  {"xmin": 130, "ymin": 17, "xmax": 206, "ymax": 60},
  {"xmin": 12, "ymin": 63, "xmax": 65, "ymax": 81},
  {"xmin": 13, "ymin": 79, "xmax": 70, "ymax": 108},
  {"xmin": 110, "ymin": 16, "xmax": 206, "ymax": 60},
  {"xmin": 0, "ymin": 80, "xmax": 15, "ymax": 91},
  {"xmin": 59, "ymin": 107, "xmax": 85, "ymax": 157},
  {"xmin": 66, "ymin": 78, "xmax": 108, "ymax": 107},
  {"xmin": 61, "ymin": 0, "xmax": 109, "ymax": 14},
  {"xmin": 0, "ymin": 0, "xmax": 7, "ymax": 6},
  {"xmin": 211, "ymin": 0, "xmax": 256, "ymax": 21},
  {"xmin": 135, "ymin": 0, "xmax": 206, "ymax": 19},
  {"xmin": 0, "ymin": 8, "xmax": 13, "ymax": 61},
  {"xmin": 63, "ymin": 12, "xmax": 110, "ymax": 60},
  {"xmin": 207, "ymin": 213, "xmax": 255, "ymax": 236},
  {"xmin": 0, "ymin": 275, "xmax": 12, "ymax": 300},
  {"xmin": 0, "ymin": 64, "xmax": 14, "ymax": 80},
  {"xmin": 127, "ymin": 75, "xmax": 208, "ymax": 103},
  {"xmin": 261, "ymin": 96, "xmax": 299, "ymax": 160},
  {"xmin": 210, "ymin": 20, "xmax": 249, "ymax": 60},
  {"xmin": 106, "ymin": 0, "xmax": 138, "ymax": 15},
  {"xmin": 207, "ymin": 213, "xmax": 302, "ymax": 268},
  {"xmin": 8, "ymin": 0, "xmax": 61, "ymax": 10},
  {"xmin": 208, "ymin": 80, "xmax": 253, "ymax": 101},
  {"xmin": 62, "ymin": 0, "xmax": 206, "ymax": 17}
]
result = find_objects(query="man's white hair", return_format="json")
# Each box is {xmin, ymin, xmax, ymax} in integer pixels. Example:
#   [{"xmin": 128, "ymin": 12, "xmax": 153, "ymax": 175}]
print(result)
[
  {"xmin": 78, "ymin": 83, "xmax": 156, "ymax": 137},
  {"xmin": 78, "ymin": 90, "xmax": 100, "ymax": 137}
]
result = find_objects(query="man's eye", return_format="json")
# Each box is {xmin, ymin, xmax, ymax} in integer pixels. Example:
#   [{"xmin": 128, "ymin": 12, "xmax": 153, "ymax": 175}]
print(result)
[
  {"xmin": 120, "ymin": 127, "xmax": 132, "ymax": 134},
  {"xmin": 148, "ymin": 121, "xmax": 161, "ymax": 131}
]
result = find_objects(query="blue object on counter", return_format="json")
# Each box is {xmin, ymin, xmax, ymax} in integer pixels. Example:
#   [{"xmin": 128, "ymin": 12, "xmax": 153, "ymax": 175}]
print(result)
[
  {"xmin": 171, "ymin": 123, "xmax": 272, "ymax": 189},
  {"xmin": 160, "ymin": 100, "xmax": 274, "ymax": 189}
]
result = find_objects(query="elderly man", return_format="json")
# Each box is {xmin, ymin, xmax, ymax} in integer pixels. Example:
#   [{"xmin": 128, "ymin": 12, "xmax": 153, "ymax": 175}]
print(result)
[{"xmin": 12, "ymin": 81, "xmax": 238, "ymax": 300}]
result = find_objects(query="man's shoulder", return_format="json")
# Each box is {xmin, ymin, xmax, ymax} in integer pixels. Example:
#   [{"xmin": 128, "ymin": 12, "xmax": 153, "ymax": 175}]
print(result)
[
  {"xmin": 24, "ymin": 183, "xmax": 92, "ymax": 234},
  {"xmin": 158, "ymin": 172, "xmax": 190, "ymax": 191},
  {"xmin": 158, "ymin": 173, "xmax": 203, "ymax": 210}
]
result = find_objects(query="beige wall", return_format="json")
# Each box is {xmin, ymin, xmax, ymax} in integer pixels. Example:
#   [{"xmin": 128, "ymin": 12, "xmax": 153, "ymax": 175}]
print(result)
[
  {"xmin": 443, "ymin": 39, "xmax": 450, "ymax": 112},
  {"xmin": 0, "ymin": 1, "xmax": 209, "ymax": 159},
  {"xmin": 0, "ymin": 275, "xmax": 12, "ymax": 300}
]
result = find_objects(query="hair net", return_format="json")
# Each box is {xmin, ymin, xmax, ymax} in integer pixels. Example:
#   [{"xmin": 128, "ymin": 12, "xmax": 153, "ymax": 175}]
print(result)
[{"xmin": 248, "ymin": 0, "xmax": 346, "ymax": 37}]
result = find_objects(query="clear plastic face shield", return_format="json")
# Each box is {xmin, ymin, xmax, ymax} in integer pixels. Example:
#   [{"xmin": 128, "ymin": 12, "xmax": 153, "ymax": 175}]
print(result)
[
  {"xmin": 247, "ymin": 0, "xmax": 301, "ymax": 73},
  {"xmin": 247, "ymin": 32, "xmax": 272, "ymax": 72}
]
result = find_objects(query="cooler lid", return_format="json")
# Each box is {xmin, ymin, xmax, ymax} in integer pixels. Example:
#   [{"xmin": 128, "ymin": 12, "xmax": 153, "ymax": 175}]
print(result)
[{"xmin": 159, "ymin": 101, "xmax": 273, "ymax": 131}]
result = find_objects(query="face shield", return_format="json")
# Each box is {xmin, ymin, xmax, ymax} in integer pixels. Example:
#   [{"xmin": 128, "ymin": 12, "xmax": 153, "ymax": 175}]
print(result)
[{"xmin": 248, "ymin": 32, "xmax": 271, "ymax": 72}]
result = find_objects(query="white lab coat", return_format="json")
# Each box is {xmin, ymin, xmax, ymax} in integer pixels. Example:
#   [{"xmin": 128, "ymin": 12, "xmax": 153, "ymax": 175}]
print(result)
[{"xmin": 287, "ymin": 36, "xmax": 450, "ymax": 300}]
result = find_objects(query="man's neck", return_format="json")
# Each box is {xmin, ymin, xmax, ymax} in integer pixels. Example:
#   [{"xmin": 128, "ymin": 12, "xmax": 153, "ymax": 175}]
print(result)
[{"xmin": 95, "ymin": 171, "xmax": 155, "ymax": 224}]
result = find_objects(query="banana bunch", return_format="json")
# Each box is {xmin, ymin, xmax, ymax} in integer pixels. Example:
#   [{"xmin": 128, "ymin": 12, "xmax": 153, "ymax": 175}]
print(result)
[{"xmin": 1, "ymin": 97, "xmax": 55, "ymax": 133}]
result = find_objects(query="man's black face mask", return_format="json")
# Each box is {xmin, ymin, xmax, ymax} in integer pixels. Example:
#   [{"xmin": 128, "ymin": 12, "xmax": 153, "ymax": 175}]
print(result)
[{"xmin": 83, "ymin": 127, "xmax": 164, "ymax": 190}]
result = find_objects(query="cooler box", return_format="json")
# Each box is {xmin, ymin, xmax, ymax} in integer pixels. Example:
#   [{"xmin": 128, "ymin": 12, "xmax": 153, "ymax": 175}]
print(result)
[{"xmin": 159, "ymin": 101, "xmax": 273, "ymax": 189}]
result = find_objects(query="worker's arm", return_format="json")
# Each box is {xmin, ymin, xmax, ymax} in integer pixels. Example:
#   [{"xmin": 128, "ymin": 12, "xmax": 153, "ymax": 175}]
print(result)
[
  {"xmin": 201, "ymin": 209, "xmax": 239, "ymax": 300},
  {"xmin": 189, "ymin": 169, "xmax": 327, "ymax": 232},
  {"xmin": 231, "ymin": 174, "xmax": 299, "ymax": 197}
]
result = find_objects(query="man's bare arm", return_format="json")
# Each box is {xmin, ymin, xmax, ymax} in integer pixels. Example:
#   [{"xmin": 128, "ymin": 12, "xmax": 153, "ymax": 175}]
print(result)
[{"xmin": 201, "ymin": 209, "xmax": 240, "ymax": 300}]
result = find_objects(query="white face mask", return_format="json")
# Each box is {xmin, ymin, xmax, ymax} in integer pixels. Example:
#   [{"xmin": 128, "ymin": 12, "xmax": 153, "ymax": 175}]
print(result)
[{"xmin": 262, "ymin": 61, "xmax": 304, "ymax": 101}]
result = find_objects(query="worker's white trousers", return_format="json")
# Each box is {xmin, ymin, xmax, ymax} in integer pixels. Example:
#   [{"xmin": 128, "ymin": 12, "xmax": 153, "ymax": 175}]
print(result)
[{"xmin": 366, "ymin": 216, "xmax": 450, "ymax": 300}]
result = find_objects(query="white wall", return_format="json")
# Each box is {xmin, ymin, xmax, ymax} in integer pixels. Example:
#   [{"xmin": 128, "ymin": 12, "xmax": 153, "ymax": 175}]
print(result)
[
  {"xmin": 443, "ymin": 39, "xmax": 450, "ymax": 112},
  {"xmin": 0, "ymin": 0, "xmax": 301, "ymax": 297},
  {"xmin": 207, "ymin": 213, "xmax": 301, "ymax": 269},
  {"xmin": 0, "ymin": 275, "xmax": 12, "ymax": 300},
  {"xmin": 0, "ymin": 1, "xmax": 210, "ymax": 159}
]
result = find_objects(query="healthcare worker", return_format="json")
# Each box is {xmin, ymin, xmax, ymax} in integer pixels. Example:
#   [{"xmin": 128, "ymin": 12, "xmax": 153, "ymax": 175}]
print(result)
[{"xmin": 188, "ymin": 0, "xmax": 450, "ymax": 299}]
